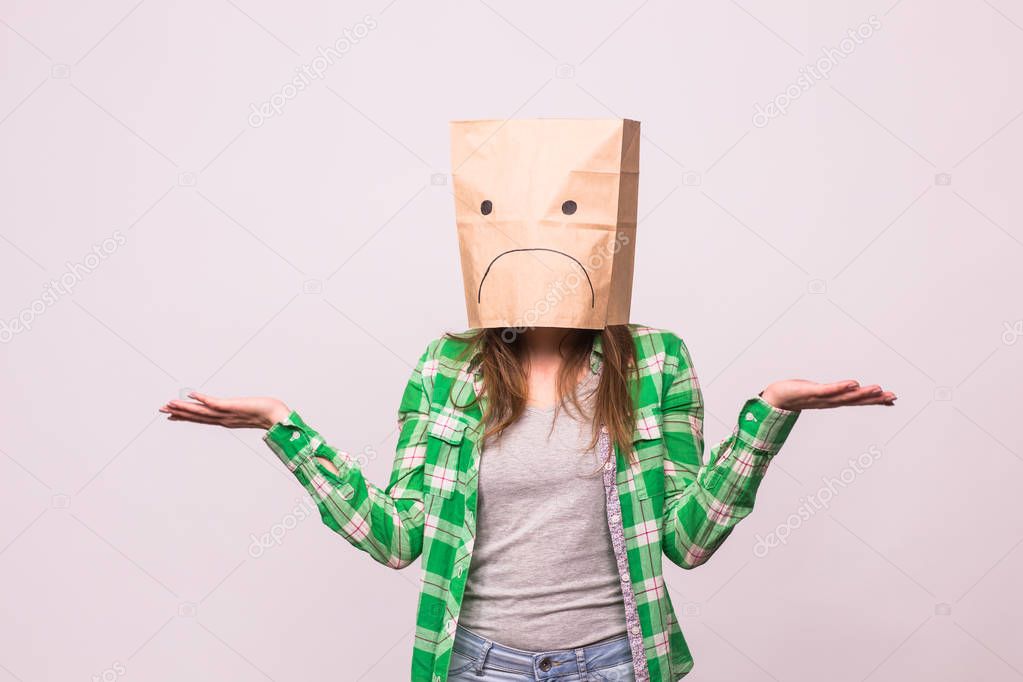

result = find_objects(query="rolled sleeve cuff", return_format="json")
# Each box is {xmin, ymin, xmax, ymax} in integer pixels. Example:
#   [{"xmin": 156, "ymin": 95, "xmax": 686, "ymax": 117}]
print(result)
[
  {"xmin": 263, "ymin": 410, "xmax": 316, "ymax": 470},
  {"xmin": 735, "ymin": 396, "xmax": 800, "ymax": 454}
]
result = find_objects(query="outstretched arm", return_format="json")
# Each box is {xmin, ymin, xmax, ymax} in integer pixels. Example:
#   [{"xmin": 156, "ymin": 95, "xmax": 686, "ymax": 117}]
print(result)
[
  {"xmin": 659, "ymin": 337, "xmax": 894, "ymax": 569},
  {"xmin": 159, "ymin": 343, "xmax": 437, "ymax": 569}
]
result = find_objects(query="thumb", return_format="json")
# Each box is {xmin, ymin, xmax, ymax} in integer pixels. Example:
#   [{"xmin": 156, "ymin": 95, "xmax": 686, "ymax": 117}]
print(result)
[{"xmin": 190, "ymin": 392, "xmax": 228, "ymax": 411}]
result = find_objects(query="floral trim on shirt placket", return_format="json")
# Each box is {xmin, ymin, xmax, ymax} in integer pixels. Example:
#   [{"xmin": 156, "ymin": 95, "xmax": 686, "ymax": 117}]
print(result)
[{"xmin": 599, "ymin": 426, "xmax": 651, "ymax": 682}]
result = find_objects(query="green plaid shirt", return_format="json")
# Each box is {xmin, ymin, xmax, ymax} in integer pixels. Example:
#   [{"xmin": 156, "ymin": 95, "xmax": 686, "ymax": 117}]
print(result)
[{"xmin": 263, "ymin": 325, "xmax": 800, "ymax": 681}]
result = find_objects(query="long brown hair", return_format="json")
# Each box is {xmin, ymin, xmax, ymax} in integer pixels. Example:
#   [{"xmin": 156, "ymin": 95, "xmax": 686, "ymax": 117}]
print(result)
[{"xmin": 446, "ymin": 325, "xmax": 637, "ymax": 461}]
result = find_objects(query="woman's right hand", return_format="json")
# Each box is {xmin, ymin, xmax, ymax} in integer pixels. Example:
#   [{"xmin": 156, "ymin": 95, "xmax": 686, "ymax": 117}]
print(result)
[{"xmin": 159, "ymin": 393, "xmax": 291, "ymax": 430}]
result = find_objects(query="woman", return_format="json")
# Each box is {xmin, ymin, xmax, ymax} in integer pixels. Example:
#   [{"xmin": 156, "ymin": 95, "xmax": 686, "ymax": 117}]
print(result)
[{"xmin": 160, "ymin": 324, "xmax": 894, "ymax": 681}]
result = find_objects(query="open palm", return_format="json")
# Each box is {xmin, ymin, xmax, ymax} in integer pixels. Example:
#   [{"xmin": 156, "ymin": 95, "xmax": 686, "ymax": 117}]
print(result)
[
  {"xmin": 760, "ymin": 380, "xmax": 895, "ymax": 411},
  {"xmin": 159, "ymin": 393, "xmax": 290, "ymax": 429},
  {"xmin": 160, "ymin": 381, "xmax": 894, "ymax": 433}
]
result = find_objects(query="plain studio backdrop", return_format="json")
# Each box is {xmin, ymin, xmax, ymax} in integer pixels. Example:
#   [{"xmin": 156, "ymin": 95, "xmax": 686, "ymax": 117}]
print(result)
[{"xmin": 1, "ymin": 1, "xmax": 1020, "ymax": 680}]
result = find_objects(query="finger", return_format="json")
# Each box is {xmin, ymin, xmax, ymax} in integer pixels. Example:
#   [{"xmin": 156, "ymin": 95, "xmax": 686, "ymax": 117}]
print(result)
[
  {"xmin": 843, "ymin": 396, "xmax": 891, "ymax": 406},
  {"xmin": 855, "ymin": 391, "xmax": 897, "ymax": 405},
  {"xmin": 167, "ymin": 414, "xmax": 220, "ymax": 423},
  {"xmin": 829, "ymin": 391, "xmax": 897, "ymax": 407},
  {"xmin": 166, "ymin": 400, "xmax": 227, "ymax": 419},
  {"xmin": 819, "ymin": 385, "xmax": 883, "ymax": 405},
  {"xmin": 190, "ymin": 392, "xmax": 231, "ymax": 412},
  {"xmin": 163, "ymin": 404, "xmax": 230, "ymax": 424},
  {"xmin": 809, "ymin": 380, "xmax": 862, "ymax": 398},
  {"xmin": 165, "ymin": 410, "xmax": 222, "ymax": 425},
  {"xmin": 798, "ymin": 387, "xmax": 894, "ymax": 409}
]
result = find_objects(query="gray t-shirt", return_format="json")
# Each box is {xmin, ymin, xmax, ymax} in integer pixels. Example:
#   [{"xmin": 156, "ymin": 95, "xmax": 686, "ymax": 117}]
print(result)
[{"xmin": 458, "ymin": 371, "xmax": 627, "ymax": 651}]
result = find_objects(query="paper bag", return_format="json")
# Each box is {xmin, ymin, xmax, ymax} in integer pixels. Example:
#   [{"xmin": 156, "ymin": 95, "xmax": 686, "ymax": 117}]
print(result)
[{"xmin": 450, "ymin": 118, "xmax": 640, "ymax": 330}]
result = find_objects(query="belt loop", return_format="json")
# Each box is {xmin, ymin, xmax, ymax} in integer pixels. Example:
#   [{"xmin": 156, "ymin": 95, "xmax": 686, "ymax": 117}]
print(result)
[
  {"xmin": 474, "ymin": 640, "xmax": 493, "ymax": 676},
  {"xmin": 575, "ymin": 646, "xmax": 588, "ymax": 678}
]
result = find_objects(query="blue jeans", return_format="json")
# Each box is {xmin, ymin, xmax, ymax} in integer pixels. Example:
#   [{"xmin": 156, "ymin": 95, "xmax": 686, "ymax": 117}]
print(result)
[{"xmin": 448, "ymin": 624, "xmax": 636, "ymax": 681}]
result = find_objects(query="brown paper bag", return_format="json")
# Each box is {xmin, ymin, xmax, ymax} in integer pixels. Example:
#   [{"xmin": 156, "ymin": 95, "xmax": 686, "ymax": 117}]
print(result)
[{"xmin": 450, "ymin": 119, "xmax": 640, "ymax": 330}]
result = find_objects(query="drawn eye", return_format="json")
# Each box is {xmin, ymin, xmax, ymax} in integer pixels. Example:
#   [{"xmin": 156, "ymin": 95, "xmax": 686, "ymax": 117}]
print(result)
[
  {"xmin": 481, "ymin": 200, "xmax": 493, "ymax": 216},
  {"xmin": 561, "ymin": 200, "xmax": 577, "ymax": 215}
]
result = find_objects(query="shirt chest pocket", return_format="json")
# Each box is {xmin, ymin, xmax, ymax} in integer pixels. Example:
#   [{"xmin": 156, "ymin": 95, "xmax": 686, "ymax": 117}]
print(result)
[
  {"xmin": 423, "ymin": 411, "xmax": 468, "ymax": 498},
  {"xmin": 628, "ymin": 406, "xmax": 666, "ymax": 500}
]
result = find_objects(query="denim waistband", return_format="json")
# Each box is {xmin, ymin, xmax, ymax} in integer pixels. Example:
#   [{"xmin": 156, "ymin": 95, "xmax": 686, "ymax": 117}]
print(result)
[{"xmin": 453, "ymin": 624, "xmax": 633, "ymax": 679}]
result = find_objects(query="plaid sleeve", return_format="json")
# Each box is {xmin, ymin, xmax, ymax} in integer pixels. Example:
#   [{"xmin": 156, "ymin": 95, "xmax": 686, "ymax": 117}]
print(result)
[
  {"xmin": 262, "ymin": 340, "xmax": 436, "ymax": 569},
  {"xmin": 659, "ymin": 334, "xmax": 800, "ymax": 569}
]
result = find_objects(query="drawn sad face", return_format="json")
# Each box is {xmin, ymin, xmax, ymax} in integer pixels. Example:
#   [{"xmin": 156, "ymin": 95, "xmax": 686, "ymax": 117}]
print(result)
[{"xmin": 450, "ymin": 119, "xmax": 640, "ymax": 330}]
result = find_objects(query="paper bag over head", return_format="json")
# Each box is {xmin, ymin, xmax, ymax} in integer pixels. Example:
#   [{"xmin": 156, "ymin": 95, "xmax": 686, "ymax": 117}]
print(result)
[{"xmin": 450, "ymin": 118, "xmax": 640, "ymax": 330}]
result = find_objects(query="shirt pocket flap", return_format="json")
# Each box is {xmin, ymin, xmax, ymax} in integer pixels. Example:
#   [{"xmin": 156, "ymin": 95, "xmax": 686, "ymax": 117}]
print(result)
[
  {"xmin": 629, "ymin": 406, "xmax": 665, "ymax": 500},
  {"xmin": 427, "ymin": 411, "xmax": 468, "ymax": 445},
  {"xmin": 424, "ymin": 411, "xmax": 467, "ymax": 497}
]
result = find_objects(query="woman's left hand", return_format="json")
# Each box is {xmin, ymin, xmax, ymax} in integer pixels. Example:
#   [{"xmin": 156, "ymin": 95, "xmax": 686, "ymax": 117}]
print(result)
[
  {"xmin": 760, "ymin": 380, "xmax": 896, "ymax": 411},
  {"xmin": 159, "ymin": 393, "xmax": 291, "ymax": 429}
]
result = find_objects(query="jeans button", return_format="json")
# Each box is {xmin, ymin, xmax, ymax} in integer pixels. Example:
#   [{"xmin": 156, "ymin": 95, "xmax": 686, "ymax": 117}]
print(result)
[{"xmin": 538, "ymin": 657, "xmax": 552, "ymax": 672}]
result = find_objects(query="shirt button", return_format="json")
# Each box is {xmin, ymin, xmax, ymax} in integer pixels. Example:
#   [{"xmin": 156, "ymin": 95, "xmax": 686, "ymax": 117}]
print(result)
[
  {"xmin": 631, "ymin": 624, "xmax": 641, "ymax": 635},
  {"xmin": 446, "ymin": 619, "xmax": 456, "ymax": 635},
  {"xmin": 609, "ymin": 513, "xmax": 620, "ymax": 524}
]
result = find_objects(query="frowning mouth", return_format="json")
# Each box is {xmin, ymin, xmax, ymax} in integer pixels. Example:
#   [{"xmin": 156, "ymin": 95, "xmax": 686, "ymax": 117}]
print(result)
[{"xmin": 477, "ymin": 248, "xmax": 595, "ymax": 307}]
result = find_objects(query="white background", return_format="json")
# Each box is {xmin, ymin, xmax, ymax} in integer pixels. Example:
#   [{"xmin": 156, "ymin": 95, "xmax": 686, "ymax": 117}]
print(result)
[{"xmin": 1, "ymin": 1, "xmax": 1021, "ymax": 680}]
